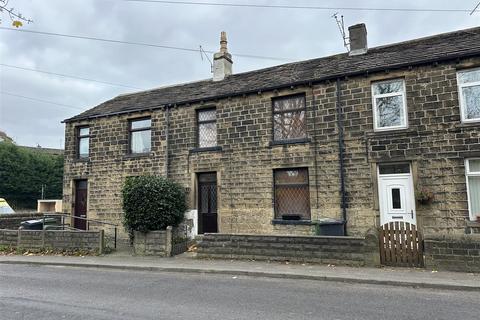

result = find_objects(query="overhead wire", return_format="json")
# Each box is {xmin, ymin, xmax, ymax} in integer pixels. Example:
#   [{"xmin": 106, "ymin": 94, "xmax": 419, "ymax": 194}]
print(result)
[
  {"xmin": 119, "ymin": 0, "xmax": 473, "ymax": 13},
  {"xmin": 0, "ymin": 63, "xmax": 143, "ymax": 89},
  {"xmin": 0, "ymin": 91, "xmax": 84, "ymax": 111},
  {"xmin": 0, "ymin": 27, "xmax": 291, "ymax": 61}
]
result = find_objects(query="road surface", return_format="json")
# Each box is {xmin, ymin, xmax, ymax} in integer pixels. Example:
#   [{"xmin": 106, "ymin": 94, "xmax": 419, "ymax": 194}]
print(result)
[{"xmin": 0, "ymin": 264, "xmax": 478, "ymax": 320}]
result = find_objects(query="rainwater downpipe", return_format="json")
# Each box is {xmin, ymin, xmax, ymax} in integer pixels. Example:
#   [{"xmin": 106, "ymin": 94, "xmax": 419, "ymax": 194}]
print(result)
[
  {"xmin": 336, "ymin": 78, "xmax": 348, "ymax": 235},
  {"xmin": 164, "ymin": 105, "xmax": 170, "ymax": 178}
]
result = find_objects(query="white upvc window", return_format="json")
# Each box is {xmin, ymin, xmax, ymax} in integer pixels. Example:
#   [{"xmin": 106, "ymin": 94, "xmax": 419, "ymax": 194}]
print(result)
[
  {"xmin": 372, "ymin": 79, "xmax": 408, "ymax": 131},
  {"xmin": 465, "ymin": 159, "xmax": 480, "ymax": 221},
  {"xmin": 457, "ymin": 68, "xmax": 480, "ymax": 123}
]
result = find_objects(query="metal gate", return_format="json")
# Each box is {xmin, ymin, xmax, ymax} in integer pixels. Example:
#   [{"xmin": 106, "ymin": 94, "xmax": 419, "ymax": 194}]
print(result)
[
  {"xmin": 171, "ymin": 225, "xmax": 189, "ymax": 256},
  {"xmin": 379, "ymin": 222, "xmax": 424, "ymax": 267}
]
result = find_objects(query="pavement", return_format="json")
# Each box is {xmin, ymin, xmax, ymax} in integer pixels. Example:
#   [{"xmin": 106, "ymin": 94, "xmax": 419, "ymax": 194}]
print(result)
[{"xmin": 1, "ymin": 252, "xmax": 479, "ymax": 291}]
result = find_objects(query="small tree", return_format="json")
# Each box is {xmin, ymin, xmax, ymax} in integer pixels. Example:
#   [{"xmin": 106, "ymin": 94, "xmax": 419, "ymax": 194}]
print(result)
[{"xmin": 122, "ymin": 175, "xmax": 187, "ymax": 235}]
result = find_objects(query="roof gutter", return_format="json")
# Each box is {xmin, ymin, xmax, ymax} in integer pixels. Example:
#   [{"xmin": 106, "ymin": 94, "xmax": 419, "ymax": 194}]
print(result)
[{"xmin": 63, "ymin": 50, "xmax": 480, "ymax": 123}]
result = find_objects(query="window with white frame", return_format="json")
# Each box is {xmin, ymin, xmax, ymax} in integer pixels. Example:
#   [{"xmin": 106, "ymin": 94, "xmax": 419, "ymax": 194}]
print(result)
[
  {"xmin": 372, "ymin": 79, "xmax": 407, "ymax": 131},
  {"xmin": 465, "ymin": 159, "xmax": 480, "ymax": 221},
  {"xmin": 457, "ymin": 68, "xmax": 480, "ymax": 122}
]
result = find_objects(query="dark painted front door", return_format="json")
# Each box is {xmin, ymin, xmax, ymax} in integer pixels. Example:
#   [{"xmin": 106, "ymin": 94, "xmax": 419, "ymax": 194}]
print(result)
[
  {"xmin": 74, "ymin": 180, "xmax": 88, "ymax": 230},
  {"xmin": 198, "ymin": 173, "xmax": 218, "ymax": 234}
]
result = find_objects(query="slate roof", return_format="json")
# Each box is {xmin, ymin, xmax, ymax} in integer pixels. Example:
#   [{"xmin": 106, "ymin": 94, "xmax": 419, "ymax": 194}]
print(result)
[{"xmin": 65, "ymin": 26, "xmax": 480, "ymax": 123}]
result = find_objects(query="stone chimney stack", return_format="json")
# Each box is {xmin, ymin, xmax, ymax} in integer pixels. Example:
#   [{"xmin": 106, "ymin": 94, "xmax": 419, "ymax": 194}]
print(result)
[
  {"xmin": 212, "ymin": 31, "xmax": 233, "ymax": 81},
  {"xmin": 348, "ymin": 23, "xmax": 368, "ymax": 56}
]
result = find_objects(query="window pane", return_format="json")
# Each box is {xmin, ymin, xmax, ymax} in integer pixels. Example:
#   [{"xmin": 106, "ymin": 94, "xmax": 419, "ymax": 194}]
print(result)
[
  {"xmin": 131, "ymin": 130, "xmax": 151, "ymax": 153},
  {"xmin": 373, "ymin": 80, "xmax": 403, "ymax": 95},
  {"xmin": 273, "ymin": 96, "xmax": 305, "ymax": 112},
  {"xmin": 273, "ymin": 110, "xmax": 306, "ymax": 141},
  {"xmin": 274, "ymin": 168, "xmax": 310, "ymax": 219},
  {"xmin": 469, "ymin": 159, "xmax": 480, "ymax": 173},
  {"xmin": 131, "ymin": 118, "xmax": 151, "ymax": 130},
  {"xmin": 468, "ymin": 176, "xmax": 480, "ymax": 218},
  {"xmin": 198, "ymin": 109, "xmax": 216, "ymax": 122},
  {"xmin": 458, "ymin": 69, "xmax": 480, "ymax": 84},
  {"xmin": 275, "ymin": 169, "xmax": 308, "ymax": 184},
  {"xmin": 79, "ymin": 137, "xmax": 89, "ymax": 158},
  {"xmin": 376, "ymin": 95, "xmax": 404, "ymax": 128},
  {"xmin": 199, "ymin": 122, "xmax": 217, "ymax": 148},
  {"xmin": 379, "ymin": 163, "xmax": 410, "ymax": 174},
  {"xmin": 392, "ymin": 188, "xmax": 401, "ymax": 209},
  {"xmin": 275, "ymin": 186, "xmax": 310, "ymax": 219},
  {"xmin": 462, "ymin": 85, "xmax": 480, "ymax": 120},
  {"xmin": 79, "ymin": 127, "xmax": 89, "ymax": 136}
]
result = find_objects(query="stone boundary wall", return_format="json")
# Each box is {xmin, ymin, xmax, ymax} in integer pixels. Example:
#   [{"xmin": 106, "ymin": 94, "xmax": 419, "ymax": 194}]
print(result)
[
  {"xmin": 197, "ymin": 231, "xmax": 380, "ymax": 267},
  {"xmin": 133, "ymin": 227, "xmax": 172, "ymax": 257},
  {"xmin": 424, "ymin": 234, "xmax": 480, "ymax": 273},
  {"xmin": 0, "ymin": 212, "xmax": 43, "ymax": 229},
  {"xmin": 0, "ymin": 229, "xmax": 104, "ymax": 253}
]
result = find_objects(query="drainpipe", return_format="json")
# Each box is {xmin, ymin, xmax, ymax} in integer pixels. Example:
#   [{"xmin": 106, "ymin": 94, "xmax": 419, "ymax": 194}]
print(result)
[
  {"xmin": 336, "ymin": 78, "xmax": 347, "ymax": 235},
  {"xmin": 164, "ymin": 105, "xmax": 170, "ymax": 178}
]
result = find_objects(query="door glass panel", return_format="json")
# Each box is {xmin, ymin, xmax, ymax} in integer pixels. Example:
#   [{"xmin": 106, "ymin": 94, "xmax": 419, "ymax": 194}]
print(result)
[
  {"xmin": 392, "ymin": 188, "xmax": 401, "ymax": 209},
  {"xmin": 379, "ymin": 163, "xmax": 410, "ymax": 174}
]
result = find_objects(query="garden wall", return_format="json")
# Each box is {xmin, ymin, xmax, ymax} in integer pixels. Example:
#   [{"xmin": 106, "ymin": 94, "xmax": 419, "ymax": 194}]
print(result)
[
  {"xmin": 424, "ymin": 234, "xmax": 480, "ymax": 273},
  {"xmin": 197, "ymin": 231, "xmax": 380, "ymax": 267},
  {"xmin": 133, "ymin": 227, "xmax": 172, "ymax": 257},
  {"xmin": 0, "ymin": 212, "xmax": 43, "ymax": 229},
  {"xmin": 0, "ymin": 229, "xmax": 104, "ymax": 253}
]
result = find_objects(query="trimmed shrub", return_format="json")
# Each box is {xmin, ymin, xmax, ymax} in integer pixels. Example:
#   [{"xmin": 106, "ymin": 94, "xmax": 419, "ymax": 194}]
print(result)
[{"xmin": 122, "ymin": 176, "xmax": 187, "ymax": 234}]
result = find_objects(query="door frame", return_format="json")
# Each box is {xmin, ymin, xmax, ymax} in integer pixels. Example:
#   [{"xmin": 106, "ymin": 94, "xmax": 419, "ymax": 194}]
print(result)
[
  {"xmin": 377, "ymin": 164, "xmax": 416, "ymax": 225},
  {"xmin": 197, "ymin": 172, "xmax": 218, "ymax": 234}
]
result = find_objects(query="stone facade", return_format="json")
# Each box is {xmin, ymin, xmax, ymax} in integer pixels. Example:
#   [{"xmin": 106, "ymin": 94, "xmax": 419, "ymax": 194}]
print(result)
[
  {"xmin": 197, "ymin": 231, "xmax": 379, "ymax": 267},
  {"xmin": 0, "ymin": 229, "xmax": 104, "ymax": 253},
  {"xmin": 63, "ymin": 56, "xmax": 480, "ymax": 239}
]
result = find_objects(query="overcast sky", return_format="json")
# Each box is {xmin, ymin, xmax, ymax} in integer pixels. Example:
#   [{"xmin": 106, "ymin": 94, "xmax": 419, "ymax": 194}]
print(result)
[{"xmin": 0, "ymin": 0, "xmax": 479, "ymax": 148}]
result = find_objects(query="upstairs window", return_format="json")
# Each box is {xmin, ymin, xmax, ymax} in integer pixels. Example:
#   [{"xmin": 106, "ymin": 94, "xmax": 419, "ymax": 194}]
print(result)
[
  {"xmin": 273, "ymin": 95, "xmax": 307, "ymax": 141},
  {"xmin": 465, "ymin": 159, "xmax": 480, "ymax": 221},
  {"xmin": 197, "ymin": 108, "xmax": 217, "ymax": 148},
  {"xmin": 372, "ymin": 79, "xmax": 407, "ymax": 131},
  {"xmin": 77, "ymin": 126, "xmax": 90, "ymax": 159},
  {"xmin": 129, "ymin": 118, "xmax": 151, "ymax": 154},
  {"xmin": 274, "ymin": 168, "xmax": 310, "ymax": 220},
  {"xmin": 457, "ymin": 68, "xmax": 480, "ymax": 122}
]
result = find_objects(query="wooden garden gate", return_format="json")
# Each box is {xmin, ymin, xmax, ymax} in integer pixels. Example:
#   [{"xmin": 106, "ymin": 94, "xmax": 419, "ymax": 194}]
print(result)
[{"xmin": 379, "ymin": 222, "xmax": 424, "ymax": 267}]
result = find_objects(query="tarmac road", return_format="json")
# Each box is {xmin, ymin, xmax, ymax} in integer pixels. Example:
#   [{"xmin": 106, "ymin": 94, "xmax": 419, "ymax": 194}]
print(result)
[{"xmin": 0, "ymin": 264, "xmax": 478, "ymax": 320}]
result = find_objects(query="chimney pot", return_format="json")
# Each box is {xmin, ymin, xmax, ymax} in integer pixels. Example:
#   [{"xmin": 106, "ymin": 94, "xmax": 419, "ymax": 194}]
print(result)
[{"xmin": 348, "ymin": 23, "xmax": 368, "ymax": 56}]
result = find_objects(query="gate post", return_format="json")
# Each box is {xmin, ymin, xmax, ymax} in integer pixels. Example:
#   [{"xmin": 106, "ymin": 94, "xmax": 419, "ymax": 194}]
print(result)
[
  {"xmin": 364, "ymin": 228, "xmax": 381, "ymax": 267},
  {"xmin": 166, "ymin": 226, "xmax": 172, "ymax": 257}
]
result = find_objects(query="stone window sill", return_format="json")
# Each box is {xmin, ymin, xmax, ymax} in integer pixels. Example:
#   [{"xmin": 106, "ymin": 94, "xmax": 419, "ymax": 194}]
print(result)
[
  {"xmin": 271, "ymin": 219, "xmax": 314, "ymax": 226},
  {"xmin": 466, "ymin": 220, "xmax": 480, "ymax": 227},
  {"xmin": 269, "ymin": 138, "xmax": 311, "ymax": 147},
  {"xmin": 366, "ymin": 127, "xmax": 416, "ymax": 138},
  {"xmin": 123, "ymin": 152, "xmax": 152, "ymax": 160},
  {"xmin": 74, "ymin": 158, "xmax": 90, "ymax": 163},
  {"xmin": 189, "ymin": 146, "xmax": 222, "ymax": 154}
]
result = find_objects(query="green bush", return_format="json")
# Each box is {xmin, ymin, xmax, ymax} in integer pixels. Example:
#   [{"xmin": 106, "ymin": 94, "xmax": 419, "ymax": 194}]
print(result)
[{"xmin": 122, "ymin": 175, "xmax": 187, "ymax": 234}]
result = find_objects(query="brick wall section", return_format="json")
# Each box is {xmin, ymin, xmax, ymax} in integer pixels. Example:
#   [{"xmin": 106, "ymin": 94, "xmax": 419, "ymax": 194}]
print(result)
[
  {"xmin": 63, "ymin": 56, "xmax": 480, "ymax": 238},
  {"xmin": 424, "ymin": 234, "xmax": 480, "ymax": 273},
  {"xmin": 0, "ymin": 213, "xmax": 43, "ymax": 229},
  {"xmin": 133, "ymin": 228, "xmax": 172, "ymax": 256},
  {"xmin": 197, "ymin": 231, "xmax": 380, "ymax": 267},
  {"xmin": 0, "ymin": 229, "xmax": 104, "ymax": 253}
]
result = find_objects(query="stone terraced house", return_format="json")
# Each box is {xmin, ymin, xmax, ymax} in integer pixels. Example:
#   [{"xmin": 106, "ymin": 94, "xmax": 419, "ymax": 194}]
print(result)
[{"xmin": 63, "ymin": 25, "xmax": 480, "ymax": 239}]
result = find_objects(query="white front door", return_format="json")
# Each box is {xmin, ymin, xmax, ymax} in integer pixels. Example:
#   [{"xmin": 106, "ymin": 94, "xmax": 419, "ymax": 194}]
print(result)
[{"xmin": 378, "ymin": 164, "xmax": 416, "ymax": 225}]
